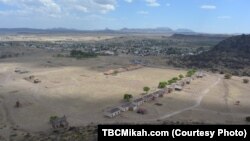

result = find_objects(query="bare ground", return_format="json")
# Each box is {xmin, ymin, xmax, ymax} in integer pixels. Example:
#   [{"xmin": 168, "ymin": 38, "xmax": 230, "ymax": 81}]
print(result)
[{"xmin": 0, "ymin": 49, "xmax": 250, "ymax": 140}]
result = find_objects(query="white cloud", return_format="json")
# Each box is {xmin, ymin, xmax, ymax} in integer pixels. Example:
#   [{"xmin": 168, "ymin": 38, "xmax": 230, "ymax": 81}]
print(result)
[
  {"xmin": 145, "ymin": 0, "xmax": 160, "ymax": 7},
  {"xmin": 201, "ymin": 5, "xmax": 216, "ymax": 10},
  {"xmin": 137, "ymin": 10, "xmax": 149, "ymax": 15},
  {"xmin": 217, "ymin": 16, "xmax": 231, "ymax": 19},
  {"xmin": 124, "ymin": 0, "xmax": 133, "ymax": 3},
  {"xmin": 0, "ymin": 0, "xmax": 118, "ymax": 17}
]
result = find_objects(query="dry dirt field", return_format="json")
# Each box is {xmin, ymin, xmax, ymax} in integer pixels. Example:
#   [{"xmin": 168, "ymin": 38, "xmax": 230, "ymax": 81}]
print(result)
[
  {"xmin": 0, "ymin": 34, "xmax": 116, "ymax": 42},
  {"xmin": 0, "ymin": 47, "xmax": 250, "ymax": 140}
]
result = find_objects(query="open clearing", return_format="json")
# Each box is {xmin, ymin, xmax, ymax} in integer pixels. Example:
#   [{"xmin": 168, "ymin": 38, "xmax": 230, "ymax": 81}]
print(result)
[{"xmin": 0, "ymin": 48, "xmax": 250, "ymax": 140}]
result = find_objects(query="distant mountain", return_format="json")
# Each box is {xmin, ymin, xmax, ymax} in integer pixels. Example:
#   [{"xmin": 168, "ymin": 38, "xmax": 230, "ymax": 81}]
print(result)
[
  {"xmin": 178, "ymin": 34, "xmax": 250, "ymax": 76},
  {"xmin": 120, "ymin": 27, "xmax": 174, "ymax": 33},
  {"xmin": 175, "ymin": 28, "xmax": 195, "ymax": 34},
  {"xmin": 0, "ymin": 27, "xmax": 196, "ymax": 35}
]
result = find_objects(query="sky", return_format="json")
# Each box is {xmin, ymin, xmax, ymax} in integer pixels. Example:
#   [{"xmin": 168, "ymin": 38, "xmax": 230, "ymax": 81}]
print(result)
[{"xmin": 0, "ymin": 0, "xmax": 250, "ymax": 34}]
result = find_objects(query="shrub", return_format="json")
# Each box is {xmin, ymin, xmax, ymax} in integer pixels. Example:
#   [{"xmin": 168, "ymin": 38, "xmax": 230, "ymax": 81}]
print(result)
[
  {"xmin": 246, "ymin": 116, "xmax": 250, "ymax": 122},
  {"xmin": 179, "ymin": 74, "xmax": 184, "ymax": 79},
  {"xmin": 123, "ymin": 94, "xmax": 133, "ymax": 102},
  {"xmin": 172, "ymin": 77, "xmax": 179, "ymax": 81},
  {"xmin": 243, "ymin": 79, "xmax": 249, "ymax": 84},
  {"xmin": 50, "ymin": 116, "xmax": 58, "ymax": 122},
  {"xmin": 158, "ymin": 81, "xmax": 167, "ymax": 88},
  {"xmin": 143, "ymin": 86, "xmax": 150, "ymax": 93},
  {"xmin": 70, "ymin": 50, "xmax": 97, "ymax": 59},
  {"xmin": 224, "ymin": 73, "xmax": 232, "ymax": 79}
]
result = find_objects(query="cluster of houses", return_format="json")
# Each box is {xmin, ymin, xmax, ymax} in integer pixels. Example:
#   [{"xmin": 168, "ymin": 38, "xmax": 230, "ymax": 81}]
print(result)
[
  {"xmin": 104, "ymin": 64, "xmax": 143, "ymax": 75},
  {"xmin": 104, "ymin": 71, "xmax": 205, "ymax": 118}
]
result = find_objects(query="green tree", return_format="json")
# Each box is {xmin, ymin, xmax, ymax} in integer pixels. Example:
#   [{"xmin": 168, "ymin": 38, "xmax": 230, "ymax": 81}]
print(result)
[
  {"xmin": 143, "ymin": 86, "xmax": 150, "ymax": 94},
  {"xmin": 123, "ymin": 94, "xmax": 133, "ymax": 102},
  {"xmin": 158, "ymin": 81, "xmax": 167, "ymax": 88},
  {"xmin": 179, "ymin": 74, "xmax": 184, "ymax": 79}
]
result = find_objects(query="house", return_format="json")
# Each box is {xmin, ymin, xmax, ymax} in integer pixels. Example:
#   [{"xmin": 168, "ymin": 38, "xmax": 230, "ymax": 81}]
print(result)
[
  {"xmin": 119, "ymin": 103, "xmax": 131, "ymax": 112},
  {"xmin": 132, "ymin": 98, "xmax": 144, "ymax": 106},
  {"xmin": 104, "ymin": 107, "xmax": 121, "ymax": 118},
  {"xmin": 117, "ymin": 68, "xmax": 126, "ymax": 73},
  {"xmin": 153, "ymin": 90, "xmax": 165, "ymax": 97},
  {"xmin": 50, "ymin": 115, "xmax": 69, "ymax": 129},
  {"xmin": 167, "ymin": 84, "xmax": 175, "ymax": 93},
  {"xmin": 129, "ymin": 104, "xmax": 138, "ymax": 111},
  {"xmin": 174, "ymin": 85, "xmax": 183, "ymax": 91},
  {"xmin": 178, "ymin": 80, "xmax": 185, "ymax": 87},
  {"xmin": 185, "ymin": 78, "xmax": 192, "ymax": 84},
  {"xmin": 104, "ymin": 70, "xmax": 115, "ymax": 75},
  {"xmin": 143, "ymin": 94, "xmax": 154, "ymax": 102},
  {"xmin": 196, "ymin": 72, "xmax": 204, "ymax": 78}
]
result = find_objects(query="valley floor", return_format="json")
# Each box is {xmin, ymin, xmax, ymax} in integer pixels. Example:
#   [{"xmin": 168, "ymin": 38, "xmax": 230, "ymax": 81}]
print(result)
[{"xmin": 0, "ymin": 52, "xmax": 249, "ymax": 141}]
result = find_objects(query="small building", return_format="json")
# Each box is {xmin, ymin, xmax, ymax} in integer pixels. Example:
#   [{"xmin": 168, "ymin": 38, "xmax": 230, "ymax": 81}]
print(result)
[
  {"xmin": 185, "ymin": 78, "xmax": 192, "ymax": 84},
  {"xmin": 104, "ymin": 70, "xmax": 115, "ymax": 75},
  {"xmin": 174, "ymin": 85, "xmax": 183, "ymax": 91},
  {"xmin": 143, "ymin": 94, "xmax": 154, "ymax": 102},
  {"xmin": 34, "ymin": 79, "xmax": 41, "ymax": 84},
  {"xmin": 132, "ymin": 98, "xmax": 144, "ymax": 106},
  {"xmin": 178, "ymin": 80, "xmax": 185, "ymax": 87},
  {"xmin": 104, "ymin": 107, "xmax": 121, "ymax": 118},
  {"xmin": 119, "ymin": 103, "xmax": 131, "ymax": 112},
  {"xmin": 129, "ymin": 104, "xmax": 138, "ymax": 111},
  {"xmin": 117, "ymin": 68, "xmax": 126, "ymax": 73},
  {"xmin": 153, "ymin": 90, "xmax": 165, "ymax": 97},
  {"xmin": 167, "ymin": 84, "xmax": 176, "ymax": 93},
  {"xmin": 196, "ymin": 72, "xmax": 204, "ymax": 78}
]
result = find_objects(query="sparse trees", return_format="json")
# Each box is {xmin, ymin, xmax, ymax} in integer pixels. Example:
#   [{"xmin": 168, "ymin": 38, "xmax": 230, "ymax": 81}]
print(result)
[
  {"xmin": 143, "ymin": 86, "xmax": 150, "ymax": 94},
  {"xmin": 123, "ymin": 94, "xmax": 133, "ymax": 102},
  {"xmin": 224, "ymin": 73, "xmax": 232, "ymax": 79}
]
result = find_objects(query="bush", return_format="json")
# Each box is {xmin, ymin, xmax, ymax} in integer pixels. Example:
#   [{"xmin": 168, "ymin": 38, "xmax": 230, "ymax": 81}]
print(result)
[
  {"xmin": 143, "ymin": 86, "xmax": 150, "ymax": 93},
  {"xmin": 123, "ymin": 94, "xmax": 133, "ymax": 102},
  {"xmin": 224, "ymin": 73, "xmax": 232, "ymax": 79},
  {"xmin": 179, "ymin": 74, "xmax": 184, "ymax": 79},
  {"xmin": 243, "ymin": 79, "xmax": 249, "ymax": 84},
  {"xmin": 50, "ymin": 116, "xmax": 58, "ymax": 122},
  {"xmin": 158, "ymin": 81, "xmax": 167, "ymax": 88},
  {"xmin": 70, "ymin": 50, "xmax": 97, "ymax": 59}
]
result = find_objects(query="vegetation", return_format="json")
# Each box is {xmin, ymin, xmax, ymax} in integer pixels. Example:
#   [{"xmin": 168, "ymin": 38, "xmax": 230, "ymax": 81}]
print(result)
[
  {"xmin": 143, "ymin": 86, "xmax": 150, "ymax": 94},
  {"xmin": 56, "ymin": 54, "xmax": 65, "ymax": 57},
  {"xmin": 70, "ymin": 50, "xmax": 97, "ymax": 59},
  {"xmin": 171, "ymin": 35, "xmax": 250, "ymax": 76},
  {"xmin": 172, "ymin": 77, "xmax": 179, "ymax": 81},
  {"xmin": 168, "ymin": 79, "xmax": 175, "ymax": 85},
  {"xmin": 123, "ymin": 94, "xmax": 133, "ymax": 102},
  {"xmin": 158, "ymin": 81, "xmax": 168, "ymax": 88},
  {"xmin": 224, "ymin": 73, "xmax": 232, "ymax": 79},
  {"xmin": 158, "ymin": 70, "xmax": 196, "ymax": 88},
  {"xmin": 186, "ymin": 69, "xmax": 197, "ymax": 77},
  {"xmin": 49, "ymin": 116, "xmax": 58, "ymax": 122},
  {"xmin": 179, "ymin": 74, "xmax": 184, "ymax": 79}
]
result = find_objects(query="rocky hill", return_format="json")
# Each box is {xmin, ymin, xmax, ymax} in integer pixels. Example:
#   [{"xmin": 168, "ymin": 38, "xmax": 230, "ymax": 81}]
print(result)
[{"xmin": 175, "ymin": 34, "xmax": 250, "ymax": 76}]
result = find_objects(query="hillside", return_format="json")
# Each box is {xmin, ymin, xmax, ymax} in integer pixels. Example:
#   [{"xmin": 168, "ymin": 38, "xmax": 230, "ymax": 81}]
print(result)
[{"xmin": 175, "ymin": 34, "xmax": 250, "ymax": 76}]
